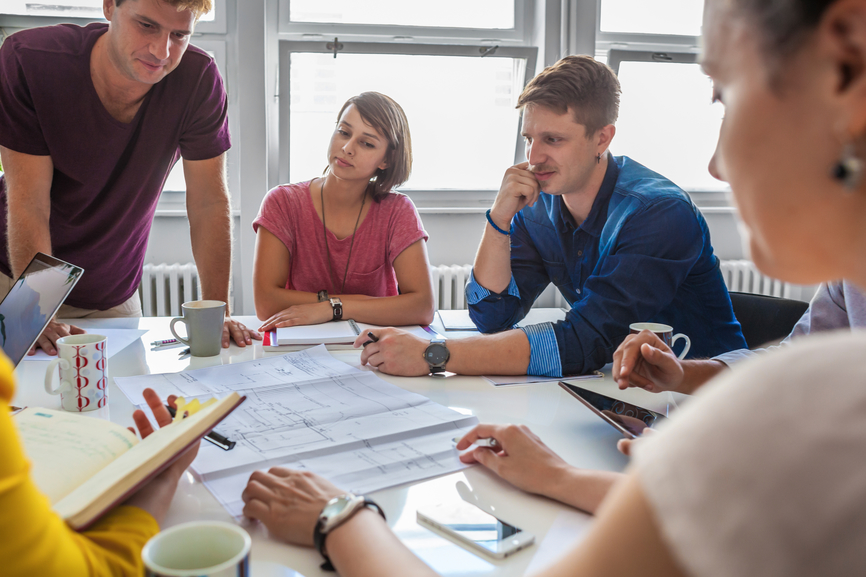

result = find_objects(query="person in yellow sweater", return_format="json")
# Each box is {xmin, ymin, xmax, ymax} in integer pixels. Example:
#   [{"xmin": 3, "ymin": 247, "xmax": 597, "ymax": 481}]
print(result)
[{"xmin": 0, "ymin": 353, "xmax": 198, "ymax": 576}]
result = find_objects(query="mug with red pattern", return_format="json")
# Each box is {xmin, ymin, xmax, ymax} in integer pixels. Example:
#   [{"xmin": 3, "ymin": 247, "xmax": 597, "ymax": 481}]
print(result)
[{"xmin": 44, "ymin": 334, "xmax": 108, "ymax": 412}]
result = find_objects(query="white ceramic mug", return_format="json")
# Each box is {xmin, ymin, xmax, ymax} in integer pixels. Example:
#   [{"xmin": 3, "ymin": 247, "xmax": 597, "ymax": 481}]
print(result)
[
  {"xmin": 142, "ymin": 521, "xmax": 251, "ymax": 577},
  {"xmin": 170, "ymin": 300, "xmax": 226, "ymax": 357},
  {"xmin": 629, "ymin": 322, "xmax": 691, "ymax": 359},
  {"xmin": 44, "ymin": 334, "xmax": 108, "ymax": 412}
]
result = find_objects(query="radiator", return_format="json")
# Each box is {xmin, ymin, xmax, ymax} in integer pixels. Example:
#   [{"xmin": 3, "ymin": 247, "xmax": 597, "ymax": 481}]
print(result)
[
  {"xmin": 140, "ymin": 263, "xmax": 201, "ymax": 317},
  {"xmin": 140, "ymin": 260, "xmax": 803, "ymax": 317},
  {"xmin": 431, "ymin": 260, "xmax": 804, "ymax": 312},
  {"xmin": 719, "ymin": 259, "xmax": 792, "ymax": 298},
  {"xmin": 430, "ymin": 264, "xmax": 569, "ymax": 310}
]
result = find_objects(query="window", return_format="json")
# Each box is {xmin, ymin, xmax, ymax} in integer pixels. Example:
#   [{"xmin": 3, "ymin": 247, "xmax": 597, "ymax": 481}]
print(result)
[
  {"xmin": 600, "ymin": 0, "xmax": 702, "ymax": 37},
  {"xmin": 278, "ymin": 1, "xmax": 537, "ymax": 192},
  {"xmin": 595, "ymin": 2, "xmax": 721, "ymax": 192},
  {"xmin": 289, "ymin": 0, "xmax": 514, "ymax": 30},
  {"xmin": 610, "ymin": 52, "xmax": 725, "ymax": 192},
  {"xmin": 283, "ymin": 49, "xmax": 531, "ymax": 190}
]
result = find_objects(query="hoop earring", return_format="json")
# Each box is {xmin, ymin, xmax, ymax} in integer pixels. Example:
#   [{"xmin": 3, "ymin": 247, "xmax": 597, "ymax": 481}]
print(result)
[{"xmin": 832, "ymin": 142, "xmax": 863, "ymax": 191}]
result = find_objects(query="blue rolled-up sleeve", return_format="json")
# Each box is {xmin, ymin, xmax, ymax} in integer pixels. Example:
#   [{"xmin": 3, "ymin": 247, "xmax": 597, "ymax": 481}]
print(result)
[
  {"xmin": 520, "ymin": 322, "xmax": 563, "ymax": 377},
  {"xmin": 466, "ymin": 270, "xmax": 520, "ymax": 305}
]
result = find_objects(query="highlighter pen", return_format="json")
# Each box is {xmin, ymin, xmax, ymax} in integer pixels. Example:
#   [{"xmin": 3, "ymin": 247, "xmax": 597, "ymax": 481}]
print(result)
[
  {"xmin": 362, "ymin": 331, "xmax": 379, "ymax": 347},
  {"xmin": 164, "ymin": 404, "xmax": 236, "ymax": 451}
]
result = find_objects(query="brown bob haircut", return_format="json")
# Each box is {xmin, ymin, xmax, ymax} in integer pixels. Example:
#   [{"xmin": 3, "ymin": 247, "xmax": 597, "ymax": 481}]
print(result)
[
  {"xmin": 334, "ymin": 92, "xmax": 413, "ymax": 202},
  {"xmin": 114, "ymin": 0, "xmax": 213, "ymax": 19},
  {"xmin": 517, "ymin": 55, "xmax": 621, "ymax": 138}
]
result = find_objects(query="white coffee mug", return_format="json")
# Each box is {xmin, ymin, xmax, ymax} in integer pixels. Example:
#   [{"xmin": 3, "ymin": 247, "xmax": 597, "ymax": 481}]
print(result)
[
  {"xmin": 142, "ymin": 521, "xmax": 251, "ymax": 577},
  {"xmin": 44, "ymin": 334, "xmax": 108, "ymax": 412},
  {"xmin": 629, "ymin": 322, "xmax": 691, "ymax": 359}
]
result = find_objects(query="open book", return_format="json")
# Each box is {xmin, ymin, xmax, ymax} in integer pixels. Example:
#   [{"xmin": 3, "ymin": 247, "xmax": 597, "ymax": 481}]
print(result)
[{"xmin": 15, "ymin": 392, "xmax": 244, "ymax": 530}]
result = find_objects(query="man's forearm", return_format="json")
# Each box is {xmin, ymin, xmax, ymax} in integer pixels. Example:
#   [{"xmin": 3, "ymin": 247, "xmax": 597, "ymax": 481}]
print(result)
[
  {"xmin": 679, "ymin": 359, "xmax": 728, "ymax": 394},
  {"xmin": 444, "ymin": 328, "xmax": 531, "ymax": 375},
  {"xmin": 472, "ymin": 221, "xmax": 514, "ymax": 294},
  {"xmin": 189, "ymin": 202, "xmax": 232, "ymax": 307},
  {"xmin": 8, "ymin": 217, "xmax": 51, "ymax": 278}
]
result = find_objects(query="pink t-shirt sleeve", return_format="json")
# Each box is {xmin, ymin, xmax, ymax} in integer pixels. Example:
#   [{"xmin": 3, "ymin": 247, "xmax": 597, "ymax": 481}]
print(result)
[
  {"xmin": 252, "ymin": 184, "xmax": 301, "ymax": 257},
  {"xmin": 386, "ymin": 194, "xmax": 428, "ymax": 264}
]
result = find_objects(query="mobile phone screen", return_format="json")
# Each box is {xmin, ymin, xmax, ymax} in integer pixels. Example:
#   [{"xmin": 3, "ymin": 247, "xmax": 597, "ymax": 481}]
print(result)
[
  {"xmin": 559, "ymin": 382, "xmax": 667, "ymax": 436},
  {"xmin": 418, "ymin": 500, "xmax": 526, "ymax": 554}
]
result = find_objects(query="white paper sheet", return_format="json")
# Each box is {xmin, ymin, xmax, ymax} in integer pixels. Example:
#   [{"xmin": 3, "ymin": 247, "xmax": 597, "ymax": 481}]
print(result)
[
  {"xmin": 115, "ymin": 345, "xmax": 478, "ymax": 518},
  {"xmin": 23, "ymin": 328, "xmax": 148, "ymax": 361}
]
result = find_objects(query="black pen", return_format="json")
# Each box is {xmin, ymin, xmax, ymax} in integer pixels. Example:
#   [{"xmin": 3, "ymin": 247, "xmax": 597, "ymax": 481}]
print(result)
[
  {"xmin": 164, "ymin": 404, "xmax": 236, "ymax": 451},
  {"xmin": 178, "ymin": 347, "xmax": 191, "ymax": 357},
  {"xmin": 362, "ymin": 331, "xmax": 379, "ymax": 347}
]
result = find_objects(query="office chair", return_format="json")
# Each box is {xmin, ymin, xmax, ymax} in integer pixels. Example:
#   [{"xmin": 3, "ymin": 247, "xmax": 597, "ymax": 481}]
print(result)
[{"xmin": 728, "ymin": 291, "xmax": 810, "ymax": 349}]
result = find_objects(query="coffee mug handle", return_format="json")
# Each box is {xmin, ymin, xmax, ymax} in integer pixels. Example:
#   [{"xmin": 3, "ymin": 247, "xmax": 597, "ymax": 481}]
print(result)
[
  {"xmin": 672, "ymin": 333, "xmax": 691, "ymax": 360},
  {"xmin": 170, "ymin": 317, "xmax": 191, "ymax": 346},
  {"xmin": 44, "ymin": 358, "xmax": 72, "ymax": 395}
]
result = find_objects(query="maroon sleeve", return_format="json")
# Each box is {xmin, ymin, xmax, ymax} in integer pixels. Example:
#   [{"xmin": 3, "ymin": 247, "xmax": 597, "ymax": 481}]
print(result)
[
  {"xmin": 178, "ymin": 55, "xmax": 231, "ymax": 161},
  {"xmin": 0, "ymin": 37, "xmax": 49, "ymax": 155}
]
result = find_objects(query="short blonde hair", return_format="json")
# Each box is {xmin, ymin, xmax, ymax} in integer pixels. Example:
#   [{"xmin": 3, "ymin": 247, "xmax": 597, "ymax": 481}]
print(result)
[
  {"xmin": 334, "ymin": 92, "xmax": 413, "ymax": 202},
  {"xmin": 115, "ymin": 0, "xmax": 213, "ymax": 20}
]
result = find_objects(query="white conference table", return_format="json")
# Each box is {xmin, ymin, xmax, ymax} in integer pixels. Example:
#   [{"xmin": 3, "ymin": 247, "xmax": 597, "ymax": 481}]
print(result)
[{"xmin": 12, "ymin": 315, "xmax": 683, "ymax": 577}]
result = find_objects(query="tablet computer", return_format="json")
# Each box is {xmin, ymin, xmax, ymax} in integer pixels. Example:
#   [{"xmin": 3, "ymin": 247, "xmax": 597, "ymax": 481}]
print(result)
[
  {"xmin": 558, "ymin": 381, "xmax": 667, "ymax": 439},
  {"xmin": 0, "ymin": 253, "xmax": 84, "ymax": 366}
]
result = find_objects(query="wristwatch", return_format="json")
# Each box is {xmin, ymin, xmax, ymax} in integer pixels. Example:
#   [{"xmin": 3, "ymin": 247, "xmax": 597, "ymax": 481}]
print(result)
[
  {"xmin": 317, "ymin": 290, "xmax": 330, "ymax": 302},
  {"xmin": 329, "ymin": 297, "xmax": 343, "ymax": 321},
  {"xmin": 314, "ymin": 493, "xmax": 386, "ymax": 571},
  {"xmin": 423, "ymin": 339, "xmax": 450, "ymax": 374}
]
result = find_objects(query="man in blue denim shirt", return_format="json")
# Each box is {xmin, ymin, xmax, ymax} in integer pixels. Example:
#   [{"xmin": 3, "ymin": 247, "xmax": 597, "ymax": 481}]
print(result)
[{"xmin": 357, "ymin": 55, "xmax": 745, "ymax": 377}]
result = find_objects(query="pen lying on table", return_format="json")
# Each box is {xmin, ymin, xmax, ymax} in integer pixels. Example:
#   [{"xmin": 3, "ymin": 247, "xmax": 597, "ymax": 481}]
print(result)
[{"xmin": 164, "ymin": 404, "xmax": 236, "ymax": 451}]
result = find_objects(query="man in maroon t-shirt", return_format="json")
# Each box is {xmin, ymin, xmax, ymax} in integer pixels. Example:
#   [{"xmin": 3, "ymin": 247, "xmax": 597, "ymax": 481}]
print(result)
[{"xmin": 0, "ymin": 0, "xmax": 260, "ymax": 354}]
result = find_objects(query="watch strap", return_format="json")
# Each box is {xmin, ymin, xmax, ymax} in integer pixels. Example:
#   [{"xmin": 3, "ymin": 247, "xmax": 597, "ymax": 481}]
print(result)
[
  {"xmin": 330, "ymin": 297, "xmax": 343, "ymax": 321},
  {"xmin": 314, "ymin": 498, "xmax": 386, "ymax": 572}
]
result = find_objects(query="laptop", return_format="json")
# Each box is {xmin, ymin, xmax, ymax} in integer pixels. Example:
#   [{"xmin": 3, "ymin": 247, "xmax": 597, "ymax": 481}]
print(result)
[{"xmin": 0, "ymin": 253, "xmax": 84, "ymax": 366}]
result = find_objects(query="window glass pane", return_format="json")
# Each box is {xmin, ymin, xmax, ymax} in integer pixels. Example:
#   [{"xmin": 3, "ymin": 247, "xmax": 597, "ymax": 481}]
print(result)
[
  {"xmin": 289, "ymin": 53, "xmax": 524, "ymax": 190},
  {"xmin": 1, "ymin": 0, "xmax": 214, "ymax": 21},
  {"xmin": 600, "ymin": 0, "xmax": 702, "ymax": 36},
  {"xmin": 290, "ymin": 0, "xmax": 514, "ymax": 29},
  {"xmin": 612, "ymin": 61, "xmax": 726, "ymax": 191}
]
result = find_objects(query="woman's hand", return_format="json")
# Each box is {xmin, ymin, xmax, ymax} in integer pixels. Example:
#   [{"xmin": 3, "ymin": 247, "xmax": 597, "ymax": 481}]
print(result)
[
  {"xmin": 123, "ymin": 388, "xmax": 200, "ymax": 523},
  {"xmin": 242, "ymin": 468, "xmax": 344, "ymax": 546},
  {"xmin": 456, "ymin": 423, "xmax": 573, "ymax": 499},
  {"xmin": 259, "ymin": 302, "xmax": 334, "ymax": 332}
]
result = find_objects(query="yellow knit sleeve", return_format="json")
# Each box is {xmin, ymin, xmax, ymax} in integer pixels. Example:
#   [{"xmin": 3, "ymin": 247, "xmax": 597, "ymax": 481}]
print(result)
[{"xmin": 0, "ymin": 354, "xmax": 160, "ymax": 577}]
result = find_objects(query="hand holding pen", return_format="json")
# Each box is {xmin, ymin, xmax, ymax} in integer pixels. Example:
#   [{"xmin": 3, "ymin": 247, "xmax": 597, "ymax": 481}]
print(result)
[{"xmin": 454, "ymin": 423, "xmax": 574, "ymax": 500}]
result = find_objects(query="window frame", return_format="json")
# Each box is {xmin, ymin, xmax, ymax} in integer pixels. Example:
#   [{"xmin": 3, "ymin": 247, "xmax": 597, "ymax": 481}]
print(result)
[
  {"xmin": 278, "ymin": 0, "xmax": 530, "ymax": 45},
  {"xmin": 277, "ymin": 40, "xmax": 538, "ymax": 199}
]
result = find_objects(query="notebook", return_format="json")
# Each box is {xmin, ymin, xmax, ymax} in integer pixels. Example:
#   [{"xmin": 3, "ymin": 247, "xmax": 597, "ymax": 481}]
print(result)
[
  {"xmin": 0, "ymin": 252, "xmax": 83, "ymax": 366},
  {"xmin": 15, "ymin": 392, "xmax": 245, "ymax": 530}
]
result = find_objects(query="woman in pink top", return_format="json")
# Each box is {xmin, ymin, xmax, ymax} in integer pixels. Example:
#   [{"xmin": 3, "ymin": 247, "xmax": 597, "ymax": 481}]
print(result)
[{"xmin": 253, "ymin": 92, "xmax": 435, "ymax": 329}]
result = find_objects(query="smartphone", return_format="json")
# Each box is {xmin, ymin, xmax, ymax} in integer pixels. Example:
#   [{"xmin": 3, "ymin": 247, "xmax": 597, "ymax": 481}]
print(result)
[
  {"xmin": 558, "ymin": 382, "xmax": 668, "ymax": 439},
  {"xmin": 417, "ymin": 499, "xmax": 535, "ymax": 560}
]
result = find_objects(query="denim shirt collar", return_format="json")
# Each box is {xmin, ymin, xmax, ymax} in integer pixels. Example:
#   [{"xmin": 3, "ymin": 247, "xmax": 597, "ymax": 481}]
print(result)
[{"xmin": 554, "ymin": 154, "xmax": 620, "ymax": 237}]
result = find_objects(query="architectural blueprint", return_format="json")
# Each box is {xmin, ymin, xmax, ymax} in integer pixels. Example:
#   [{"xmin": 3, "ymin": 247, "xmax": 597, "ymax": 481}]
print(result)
[{"xmin": 115, "ymin": 346, "xmax": 478, "ymax": 517}]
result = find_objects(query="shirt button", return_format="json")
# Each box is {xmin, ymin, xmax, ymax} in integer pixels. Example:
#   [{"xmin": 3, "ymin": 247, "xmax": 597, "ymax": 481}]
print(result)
[
  {"xmin": 576, "ymin": 289, "xmax": 582, "ymax": 294},
  {"xmin": 577, "ymin": 250, "xmax": 583, "ymax": 256}
]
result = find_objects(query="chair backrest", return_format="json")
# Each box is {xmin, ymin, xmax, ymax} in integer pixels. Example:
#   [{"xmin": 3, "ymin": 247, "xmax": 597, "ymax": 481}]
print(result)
[{"xmin": 728, "ymin": 291, "xmax": 809, "ymax": 349}]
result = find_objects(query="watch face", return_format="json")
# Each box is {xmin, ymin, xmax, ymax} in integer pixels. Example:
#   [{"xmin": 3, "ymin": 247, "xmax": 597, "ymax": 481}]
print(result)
[
  {"xmin": 425, "ymin": 343, "xmax": 449, "ymax": 365},
  {"xmin": 321, "ymin": 494, "xmax": 354, "ymax": 519}
]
